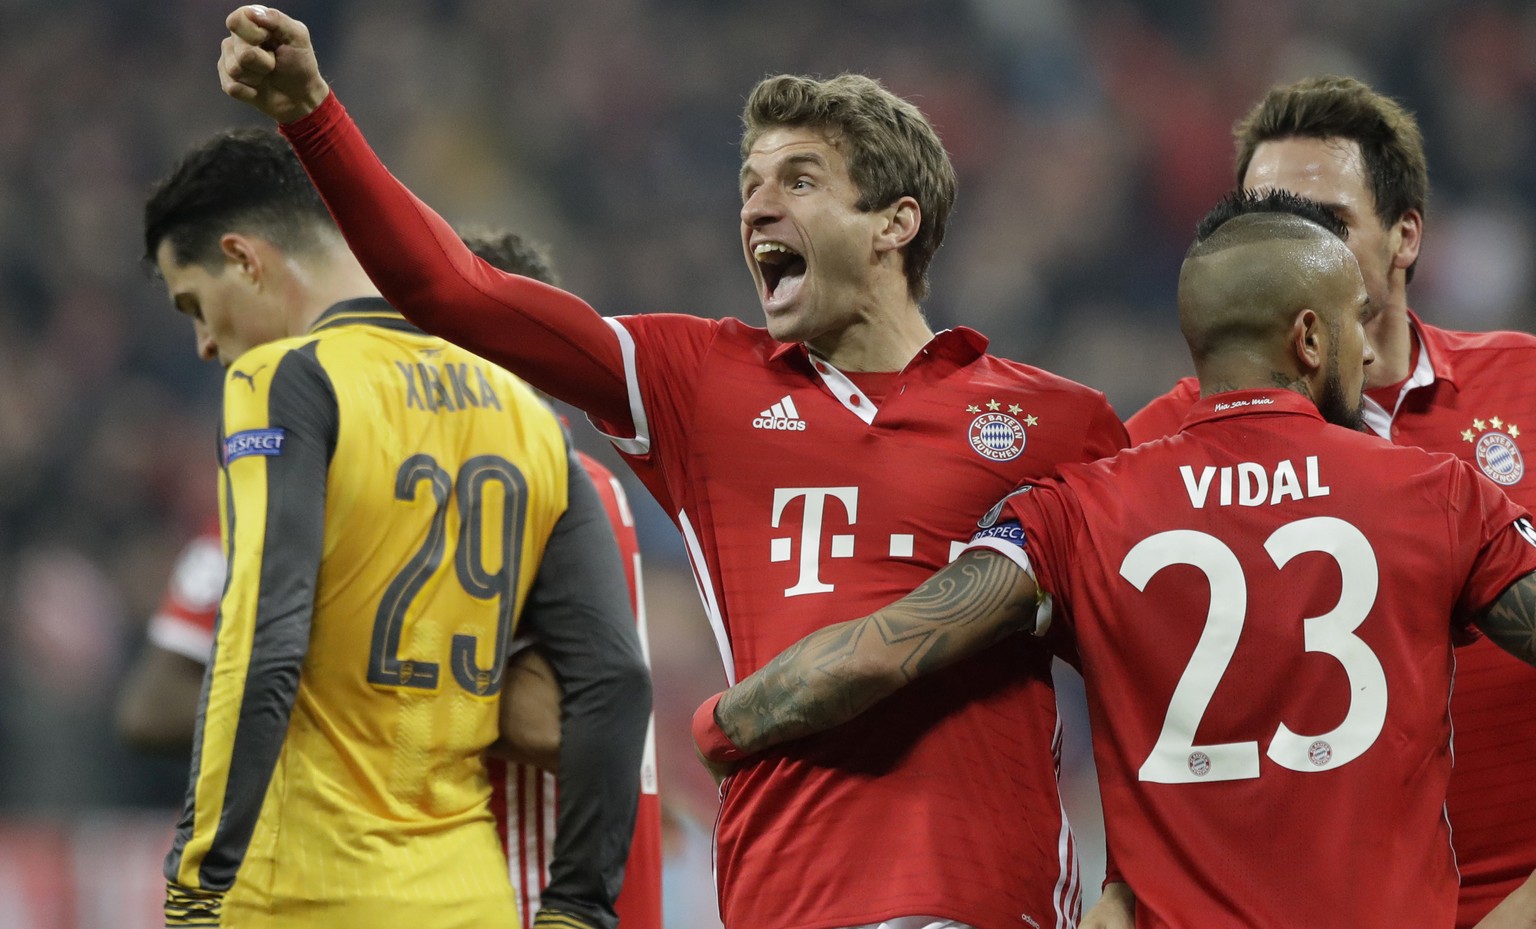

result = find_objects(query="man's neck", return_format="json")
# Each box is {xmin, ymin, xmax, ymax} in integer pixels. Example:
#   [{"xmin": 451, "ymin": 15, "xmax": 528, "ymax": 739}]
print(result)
[
  {"xmin": 806, "ymin": 300, "xmax": 935, "ymax": 373},
  {"xmin": 288, "ymin": 251, "xmax": 384, "ymax": 335},
  {"xmin": 1363, "ymin": 303, "xmax": 1415, "ymax": 390}
]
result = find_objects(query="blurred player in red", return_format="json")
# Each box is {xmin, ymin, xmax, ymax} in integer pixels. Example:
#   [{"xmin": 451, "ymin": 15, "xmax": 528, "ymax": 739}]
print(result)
[
  {"xmin": 117, "ymin": 226, "xmax": 663, "ymax": 929},
  {"xmin": 217, "ymin": 7, "xmax": 1134, "ymax": 928},
  {"xmin": 1126, "ymin": 76, "xmax": 1536, "ymax": 928},
  {"xmin": 697, "ymin": 190, "xmax": 1536, "ymax": 927},
  {"xmin": 460, "ymin": 230, "xmax": 664, "ymax": 929}
]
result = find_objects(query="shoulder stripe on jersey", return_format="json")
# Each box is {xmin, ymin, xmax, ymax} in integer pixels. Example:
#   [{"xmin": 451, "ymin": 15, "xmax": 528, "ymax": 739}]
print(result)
[
  {"xmin": 678, "ymin": 509, "xmax": 735, "ymax": 685},
  {"xmin": 203, "ymin": 346, "xmax": 335, "ymax": 888},
  {"xmin": 591, "ymin": 317, "xmax": 651, "ymax": 456}
]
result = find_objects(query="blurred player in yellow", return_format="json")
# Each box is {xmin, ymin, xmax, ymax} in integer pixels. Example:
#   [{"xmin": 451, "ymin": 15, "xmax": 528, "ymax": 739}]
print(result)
[{"xmin": 143, "ymin": 128, "xmax": 652, "ymax": 929}]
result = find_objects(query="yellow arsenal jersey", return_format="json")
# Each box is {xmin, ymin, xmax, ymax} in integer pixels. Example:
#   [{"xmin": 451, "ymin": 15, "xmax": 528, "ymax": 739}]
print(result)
[{"xmin": 166, "ymin": 299, "xmax": 573, "ymax": 928}]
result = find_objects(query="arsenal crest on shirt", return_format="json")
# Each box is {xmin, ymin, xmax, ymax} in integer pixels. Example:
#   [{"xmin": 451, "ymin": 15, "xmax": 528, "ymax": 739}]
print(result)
[{"xmin": 1463, "ymin": 416, "xmax": 1525, "ymax": 486}]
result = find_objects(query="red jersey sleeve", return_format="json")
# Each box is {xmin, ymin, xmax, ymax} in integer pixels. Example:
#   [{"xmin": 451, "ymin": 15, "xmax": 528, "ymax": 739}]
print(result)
[
  {"xmin": 1125, "ymin": 377, "xmax": 1200, "ymax": 445},
  {"xmin": 1084, "ymin": 397, "xmax": 1132, "ymax": 461},
  {"xmin": 1448, "ymin": 461, "xmax": 1536, "ymax": 626},
  {"xmin": 1001, "ymin": 481, "xmax": 1083, "ymax": 616},
  {"xmin": 584, "ymin": 313, "xmax": 720, "ymax": 512},
  {"xmin": 146, "ymin": 529, "xmax": 224, "ymax": 664},
  {"xmin": 279, "ymin": 94, "xmax": 632, "ymax": 428}
]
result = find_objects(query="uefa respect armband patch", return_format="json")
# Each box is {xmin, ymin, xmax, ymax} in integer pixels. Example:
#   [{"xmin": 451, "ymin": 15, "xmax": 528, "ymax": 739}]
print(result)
[
  {"xmin": 225, "ymin": 428, "xmax": 286, "ymax": 463},
  {"xmin": 969, "ymin": 518, "xmax": 1026, "ymax": 552}
]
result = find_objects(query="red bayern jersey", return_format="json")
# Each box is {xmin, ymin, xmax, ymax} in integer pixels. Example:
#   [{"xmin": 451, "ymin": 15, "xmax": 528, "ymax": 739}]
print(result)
[
  {"xmin": 146, "ymin": 520, "xmax": 224, "ymax": 659},
  {"xmin": 277, "ymin": 94, "xmax": 1126, "ymax": 929},
  {"xmin": 1124, "ymin": 376, "xmax": 1199, "ymax": 447},
  {"xmin": 1127, "ymin": 315, "xmax": 1536, "ymax": 926},
  {"xmin": 593, "ymin": 313, "xmax": 1127, "ymax": 929},
  {"xmin": 983, "ymin": 389, "xmax": 1536, "ymax": 928},
  {"xmin": 495, "ymin": 452, "xmax": 663, "ymax": 929}
]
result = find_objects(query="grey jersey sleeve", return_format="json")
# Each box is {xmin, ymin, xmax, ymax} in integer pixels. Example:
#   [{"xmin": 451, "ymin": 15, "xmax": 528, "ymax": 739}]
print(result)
[{"xmin": 517, "ymin": 444, "xmax": 652, "ymax": 929}]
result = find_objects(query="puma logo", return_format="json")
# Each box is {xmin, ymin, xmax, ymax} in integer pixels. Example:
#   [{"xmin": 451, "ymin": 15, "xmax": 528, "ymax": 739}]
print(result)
[{"xmin": 231, "ymin": 365, "xmax": 268, "ymax": 391}]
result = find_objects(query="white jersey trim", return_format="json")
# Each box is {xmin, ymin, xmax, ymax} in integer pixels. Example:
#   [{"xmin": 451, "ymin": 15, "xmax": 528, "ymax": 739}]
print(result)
[
  {"xmin": 147, "ymin": 614, "xmax": 214, "ymax": 664},
  {"xmin": 1360, "ymin": 321, "xmax": 1435, "ymax": 439},
  {"xmin": 591, "ymin": 317, "xmax": 652, "ymax": 456},
  {"xmin": 679, "ymin": 509, "xmax": 736, "ymax": 685},
  {"xmin": 807, "ymin": 352, "xmax": 878, "ymax": 425},
  {"xmin": 632, "ymin": 550, "xmax": 661, "ymax": 795},
  {"xmin": 959, "ymin": 537, "xmax": 1035, "ymax": 577},
  {"xmin": 1050, "ymin": 710, "xmax": 1082, "ymax": 929}
]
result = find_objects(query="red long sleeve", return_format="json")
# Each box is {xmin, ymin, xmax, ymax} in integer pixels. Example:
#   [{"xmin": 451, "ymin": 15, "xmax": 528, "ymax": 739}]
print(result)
[{"xmin": 280, "ymin": 93, "xmax": 633, "ymax": 430}]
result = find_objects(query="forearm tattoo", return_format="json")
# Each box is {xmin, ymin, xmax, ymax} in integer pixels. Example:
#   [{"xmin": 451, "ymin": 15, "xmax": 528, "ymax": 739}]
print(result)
[
  {"xmin": 1479, "ymin": 574, "xmax": 1536, "ymax": 666},
  {"xmin": 716, "ymin": 550, "xmax": 1035, "ymax": 754}
]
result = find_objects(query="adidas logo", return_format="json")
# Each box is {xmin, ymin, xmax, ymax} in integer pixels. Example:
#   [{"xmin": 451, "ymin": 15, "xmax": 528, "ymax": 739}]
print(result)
[{"xmin": 753, "ymin": 395, "xmax": 807, "ymax": 431}]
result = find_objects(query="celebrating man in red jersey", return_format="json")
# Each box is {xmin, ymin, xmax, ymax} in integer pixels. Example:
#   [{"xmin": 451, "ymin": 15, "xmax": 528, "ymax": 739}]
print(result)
[
  {"xmin": 216, "ymin": 6, "xmax": 1132, "ymax": 928},
  {"xmin": 695, "ymin": 189, "xmax": 1536, "ymax": 927},
  {"xmin": 1126, "ymin": 76, "xmax": 1536, "ymax": 928}
]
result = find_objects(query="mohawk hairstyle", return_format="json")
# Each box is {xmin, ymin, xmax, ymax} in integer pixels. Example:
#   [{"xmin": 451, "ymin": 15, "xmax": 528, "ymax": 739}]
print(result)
[{"xmin": 1193, "ymin": 188, "xmax": 1349, "ymax": 253}]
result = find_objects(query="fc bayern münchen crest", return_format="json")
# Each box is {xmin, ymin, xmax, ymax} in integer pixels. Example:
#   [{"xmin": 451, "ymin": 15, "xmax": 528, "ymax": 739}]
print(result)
[
  {"xmin": 969, "ymin": 412, "xmax": 1027, "ymax": 461},
  {"xmin": 1464, "ymin": 416, "xmax": 1525, "ymax": 486}
]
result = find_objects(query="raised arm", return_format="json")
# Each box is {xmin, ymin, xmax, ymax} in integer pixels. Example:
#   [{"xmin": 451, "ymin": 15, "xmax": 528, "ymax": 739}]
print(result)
[
  {"xmin": 1474, "ymin": 571, "xmax": 1536, "ymax": 667},
  {"xmin": 218, "ymin": 6, "xmax": 633, "ymax": 427},
  {"xmin": 696, "ymin": 549, "xmax": 1041, "ymax": 762}
]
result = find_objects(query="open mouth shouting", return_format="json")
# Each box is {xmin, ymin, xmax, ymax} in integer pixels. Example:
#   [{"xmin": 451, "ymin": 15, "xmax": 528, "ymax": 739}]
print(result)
[{"xmin": 753, "ymin": 241, "xmax": 807, "ymax": 313}]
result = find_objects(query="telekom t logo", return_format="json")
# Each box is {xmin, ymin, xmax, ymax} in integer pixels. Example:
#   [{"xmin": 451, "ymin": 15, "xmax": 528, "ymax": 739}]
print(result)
[
  {"xmin": 771, "ymin": 487, "xmax": 858, "ymax": 597},
  {"xmin": 769, "ymin": 486, "xmax": 968, "ymax": 595}
]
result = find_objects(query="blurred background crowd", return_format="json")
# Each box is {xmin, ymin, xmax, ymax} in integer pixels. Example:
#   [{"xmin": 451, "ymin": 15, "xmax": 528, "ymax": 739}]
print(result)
[{"xmin": 3, "ymin": 0, "xmax": 1536, "ymax": 925}]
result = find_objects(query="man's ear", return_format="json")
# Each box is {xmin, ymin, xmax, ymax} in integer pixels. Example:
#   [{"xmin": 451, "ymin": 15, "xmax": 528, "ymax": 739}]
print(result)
[
  {"xmin": 874, "ymin": 195, "xmax": 921, "ymax": 255},
  {"xmin": 218, "ymin": 233, "xmax": 263, "ymax": 284},
  {"xmin": 1389, "ymin": 208, "xmax": 1423, "ymax": 275},
  {"xmin": 1292, "ymin": 307, "xmax": 1325, "ymax": 374}
]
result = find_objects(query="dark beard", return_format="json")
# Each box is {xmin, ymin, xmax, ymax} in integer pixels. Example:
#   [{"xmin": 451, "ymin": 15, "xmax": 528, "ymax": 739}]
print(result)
[{"xmin": 1317, "ymin": 366, "xmax": 1365, "ymax": 431}]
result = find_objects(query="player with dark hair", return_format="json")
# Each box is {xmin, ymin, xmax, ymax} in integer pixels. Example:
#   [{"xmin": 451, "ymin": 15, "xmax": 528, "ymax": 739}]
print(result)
[
  {"xmin": 144, "ymin": 128, "xmax": 651, "ymax": 929},
  {"xmin": 216, "ymin": 7, "xmax": 1132, "ymax": 928},
  {"xmin": 120, "ymin": 213, "xmax": 665, "ymax": 929},
  {"xmin": 1126, "ymin": 75, "xmax": 1536, "ymax": 927},
  {"xmin": 695, "ymin": 189, "xmax": 1536, "ymax": 927}
]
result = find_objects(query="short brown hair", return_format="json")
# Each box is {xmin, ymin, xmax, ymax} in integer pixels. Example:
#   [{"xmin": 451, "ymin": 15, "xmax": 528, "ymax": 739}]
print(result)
[
  {"xmin": 742, "ymin": 74, "xmax": 957, "ymax": 301},
  {"xmin": 1234, "ymin": 76, "xmax": 1427, "ymax": 280}
]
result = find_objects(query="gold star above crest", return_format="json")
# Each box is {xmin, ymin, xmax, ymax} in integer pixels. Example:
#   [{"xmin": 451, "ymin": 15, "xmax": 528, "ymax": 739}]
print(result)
[
  {"xmin": 966, "ymin": 404, "xmax": 980, "ymax": 414},
  {"xmin": 1008, "ymin": 404, "xmax": 1023, "ymax": 415},
  {"xmin": 986, "ymin": 399, "xmax": 1001, "ymax": 411},
  {"xmin": 1463, "ymin": 429, "xmax": 1477, "ymax": 443},
  {"xmin": 1025, "ymin": 415, "xmax": 1039, "ymax": 427},
  {"xmin": 1474, "ymin": 418, "xmax": 1487, "ymax": 431},
  {"xmin": 1491, "ymin": 416, "xmax": 1504, "ymax": 430},
  {"xmin": 1512, "ymin": 425, "xmax": 1522, "ymax": 438}
]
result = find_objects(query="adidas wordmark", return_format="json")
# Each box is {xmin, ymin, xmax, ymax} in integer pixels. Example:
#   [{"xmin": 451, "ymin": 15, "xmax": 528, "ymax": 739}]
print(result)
[{"xmin": 753, "ymin": 395, "xmax": 807, "ymax": 431}]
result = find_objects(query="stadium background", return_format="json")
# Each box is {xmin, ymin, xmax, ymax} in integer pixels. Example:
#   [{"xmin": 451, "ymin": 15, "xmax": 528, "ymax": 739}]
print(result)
[{"xmin": 2, "ymin": 0, "xmax": 1535, "ymax": 925}]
